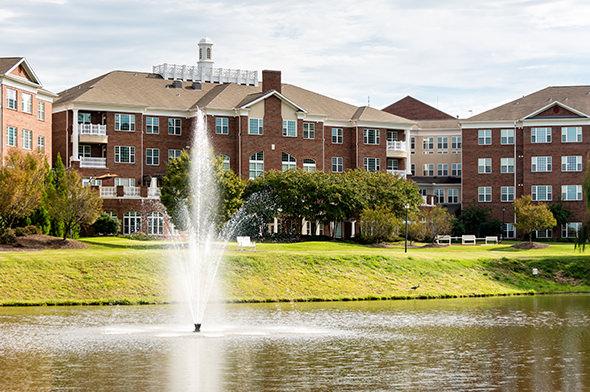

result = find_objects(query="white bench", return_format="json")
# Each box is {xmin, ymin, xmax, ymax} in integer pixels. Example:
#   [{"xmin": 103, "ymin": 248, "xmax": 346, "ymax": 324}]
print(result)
[
  {"xmin": 462, "ymin": 235, "xmax": 477, "ymax": 245},
  {"xmin": 236, "ymin": 236, "xmax": 256, "ymax": 250},
  {"xmin": 435, "ymin": 235, "xmax": 451, "ymax": 245},
  {"xmin": 485, "ymin": 236, "xmax": 499, "ymax": 244}
]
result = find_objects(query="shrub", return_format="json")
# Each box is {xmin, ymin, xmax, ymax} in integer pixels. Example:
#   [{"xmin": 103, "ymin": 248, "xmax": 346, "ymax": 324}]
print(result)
[
  {"xmin": 0, "ymin": 228, "xmax": 17, "ymax": 244},
  {"xmin": 125, "ymin": 232, "xmax": 156, "ymax": 241},
  {"xmin": 14, "ymin": 227, "xmax": 27, "ymax": 237},
  {"xmin": 92, "ymin": 213, "xmax": 120, "ymax": 236},
  {"xmin": 24, "ymin": 225, "xmax": 41, "ymax": 235},
  {"xmin": 359, "ymin": 206, "xmax": 401, "ymax": 244}
]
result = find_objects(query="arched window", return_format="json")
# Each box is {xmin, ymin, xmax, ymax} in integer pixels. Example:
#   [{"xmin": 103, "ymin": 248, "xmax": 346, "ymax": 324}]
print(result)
[
  {"xmin": 249, "ymin": 152, "xmax": 264, "ymax": 179},
  {"xmin": 282, "ymin": 152, "xmax": 296, "ymax": 171},
  {"xmin": 123, "ymin": 211, "xmax": 141, "ymax": 235},
  {"xmin": 206, "ymin": 47, "xmax": 211, "ymax": 60},
  {"xmin": 221, "ymin": 154, "xmax": 230, "ymax": 171},
  {"xmin": 303, "ymin": 159, "xmax": 316, "ymax": 172},
  {"xmin": 148, "ymin": 212, "xmax": 164, "ymax": 236}
]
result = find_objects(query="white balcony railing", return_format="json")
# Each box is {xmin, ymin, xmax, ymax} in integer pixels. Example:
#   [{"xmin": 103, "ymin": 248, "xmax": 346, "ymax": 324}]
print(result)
[
  {"xmin": 148, "ymin": 187, "xmax": 161, "ymax": 198},
  {"xmin": 387, "ymin": 169, "xmax": 407, "ymax": 178},
  {"xmin": 79, "ymin": 123, "xmax": 107, "ymax": 135},
  {"xmin": 387, "ymin": 140, "xmax": 407, "ymax": 152},
  {"xmin": 79, "ymin": 157, "xmax": 107, "ymax": 168},
  {"xmin": 99, "ymin": 186, "xmax": 116, "ymax": 198},
  {"xmin": 124, "ymin": 186, "xmax": 141, "ymax": 197}
]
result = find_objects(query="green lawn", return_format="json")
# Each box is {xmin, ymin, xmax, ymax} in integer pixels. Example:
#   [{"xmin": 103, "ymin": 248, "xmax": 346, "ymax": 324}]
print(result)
[{"xmin": 0, "ymin": 237, "xmax": 588, "ymax": 305}]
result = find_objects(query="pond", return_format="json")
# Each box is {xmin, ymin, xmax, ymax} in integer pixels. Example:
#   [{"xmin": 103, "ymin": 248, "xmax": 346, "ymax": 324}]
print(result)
[{"xmin": 0, "ymin": 294, "xmax": 588, "ymax": 391}]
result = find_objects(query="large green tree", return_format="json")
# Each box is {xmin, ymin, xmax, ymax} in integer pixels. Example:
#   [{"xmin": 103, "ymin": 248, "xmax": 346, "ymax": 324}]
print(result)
[{"xmin": 513, "ymin": 196, "xmax": 557, "ymax": 242}]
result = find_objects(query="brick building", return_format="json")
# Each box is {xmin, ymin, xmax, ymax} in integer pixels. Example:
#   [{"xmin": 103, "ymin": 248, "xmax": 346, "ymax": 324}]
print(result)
[
  {"xmin": 0, "ymin": 57, "xmax": 56, "ymax": 165},
  {"xmin": 52, "ymin": 39, "xmax": 414, "ymax": 236},
  {"xmin": 462, "ymin": 86, "xmax": 590, "ymax": 239},
  {"xmin": 383, "ymin": 96, "xmax": 462, "ymax": 211}
]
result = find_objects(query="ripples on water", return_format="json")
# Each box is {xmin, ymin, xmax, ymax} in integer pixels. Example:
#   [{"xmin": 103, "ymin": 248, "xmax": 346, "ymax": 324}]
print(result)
[{"xmin": 0, "ymin": 295, "xmax": 588, "ymax": 391}]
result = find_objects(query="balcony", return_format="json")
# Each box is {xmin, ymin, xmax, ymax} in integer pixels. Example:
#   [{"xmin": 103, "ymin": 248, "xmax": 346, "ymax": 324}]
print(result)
[
  {"xmin": 80, "ymin": 156, "xmax": 107, "ymax": 169},
  {"xmin": 79, "ymin": 123, "xmax": 108, "ymax": 144},
  {"xmin": 387, "ymin": 140, "xmax": 407, "ymax": 158},
  {"xmin": 387, "ymin": 169, "xmax": 407, "ymax": 178},
  {"xmin": 148, "ymin": 187, "xmax": 161, "ymax": 198},
  {"xmin": 124, "ymin": 186, "xmax": 141, "ymax": 198},
  {"xmin": 99, "ymin": 186, "xmax": 116, "ymax": 198}
]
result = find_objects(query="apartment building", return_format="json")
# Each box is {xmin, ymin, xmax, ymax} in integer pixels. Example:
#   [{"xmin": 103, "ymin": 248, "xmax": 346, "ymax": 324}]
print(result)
[
  {"xmin": 462, "ymin": 86, "xmax": 590, "ymax": 239},
  {"xmin": 52, "ymin": 39, "xmax": 414, "ymax": 236},
  {"xmin": 383, "ymin": 96, "xmax": 461, "ymax": 211},
  {"xmin": 0, "ymin": 57, "xmax": 56, "ymax": 165}
]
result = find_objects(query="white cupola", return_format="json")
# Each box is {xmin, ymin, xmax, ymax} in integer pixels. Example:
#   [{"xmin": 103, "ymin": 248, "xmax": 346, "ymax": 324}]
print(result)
[{"xmin": 197, "ymin": 37, "xmax": 214, "ymax": 71}]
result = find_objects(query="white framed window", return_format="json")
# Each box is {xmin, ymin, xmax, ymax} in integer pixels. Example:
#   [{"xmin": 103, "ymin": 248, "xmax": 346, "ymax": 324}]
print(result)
[
  {"xmin": 561, "ymin": 185, "xmax": 582, "ymax": 201},
  {"xmin": 387, "ymin": 130, "xmax": 398, "ymax": 142},
  {"xmin": 221, "ymin": 154, "xmax": 230, "ymax": 171},
  {"xmin": 535, "ymin": 228, "xmax": 552, "ymax": 239},
  {"xmin": 78, "ymin": 144, "xmax": 91, "ymax": 157},
  {"xmin": 249, "ymin": 151, "xmax": 264, "ymax": 179},
  {"xmin": 282, "ymin": 120, "xmax": 296, "ymax": 137},
  {"xmin": 21, "ymin": 93, "xmax": 32, "ymax": 113},
  {"xmin": 147, "ymin": 212, "xmax": 164, "ymax": 236},
  {"xmin": 410, "ymin": 137, "xmax": 416, "ymax": 151},
  {"xmin": 478, "ymin": 186, "xmax": 492, "ymax": 202},
  {"xmin": 332, "ymin": 156, "xmax": 343, "ymax": 173},
  {"xmin": 423, "ymin": 163, "xmax": 434, "ymax": 176},
  {"xmin": 531, "ymin": 127, "xmax": 551, "ymax": 143},
  {"xmin": 7, "ymin": 126, "xmax": 17, "ymax": 147},
  {"xmin": 478, "ymin": 158, "xmax": 492, "ymax": 174},
  {"xmin": 114, "ymin": 146, "xmax": 136, "ymax": 164},
  {"xmin": 249, "ymin": 118, "xmax": 263, "ymax": 135},
  {"xmin": 478, "ymin": 129, "xmax": 492, "ymax": 145},
  {"xmin": 451, "ymin": 135, "xmax": 461, "ymax": 150},
  {"xmin": 531, "ymin": 185, "xmax": 552, "ymax": 201},
  {"xmin": 303, "ymin": 159, "xmax": 316, "ymax": 172},
  {"xmin": 363, "ymin": 129, "xmax": 380, "ymax": 145},
  {"xmin": 215, "ymin": 117, "xmax": 229, "ymax": 135},
  {"xmin": 501, "ymin": 186, "xmax": 515, "ymax": 202},
  {"xmin": 332, "ymin": 128, "xmax": 343, "ymax": 144},
  {"xmin": 115, "ymin": 178, "xmax": 135, "ymax": 187},
  {"xmin": 410, "ymin": 163, "xmax": 416, "ymax": 176},
  {"xmin": 423, "ymin": 137, "xmax": 434, "ymax": 151},
  {"xmin": 146, "ymin": 148, "xmax": 160, "ymax": 166},
  {"xmin": 447, "ymin": 188, "xmax": 460, "ymax": 204},
  {"xmin": 501, "ymin": 129, "xmax": 514, "ymax": 145},
  {"xmin": 561, "ymin": 156, "xmax": 582, "ymax": 172},
  {"xmin": 82, "ymin": 178, "xmax": 102, "ymax": 187},
  {"xmin": 387, "ymin": 158, "xmax": 399, "ymax": 171},
  {"xmin": 37, "ymin": 135, "xmax": 45, "ymax": 152},
  {"xmin": 6, "ymin": 89, "xmax": 17, "ymax": 110},
  {"xmin": 451, "ymin": 163, "xmax": 462, "ymax": 177},
  {"xmin": 115, "ymin": 113, "xmax": 136, "ymax": 131},
  {"xmin": 503, "ymin": 223, "xmax": 516, "ymax": 239},
  {"xmin": 437, "ymin": 136, "xmax": 448, "ymax": 151},
  {"xmin": 281, "ymin": 152, "xmax": 296, "ymax": 171},
  {"xmin": 168, "ymin": 149, "xmax": 182, "ymax": 161},
  {"xmin": 500, "ymin": 157, "xmax": 514, "ymax": 173},
  {"xmin": 37, "ymin": 101, "xmax": 46, "ymax": 121},
  {"xmin": 434, "ymin": 188, "xmax": 445, "ymax": 203},
  {"xmin": 168, "ymin": 118, "xmax": 182, "ymax": 135},
  {"xmin": 531, "ymin": 156, "xmax": 552, "ymax": 172},
  {"xmin": 561, "ymin": 126, "xmax": 582, "ymax": 143},
  {"xmin": 437, "ymin": 163, "xmax": 448, "ymax": 176},
  {"xmin": 78, "ymin": 112, "xmax": 91, "ymax": 124},
  {"xmin": 123, "ymin": 211, "xmax": 141, "ymax": 235},
  {"xmin": 562, "ymin": 222, "xmax": 582, "ymax": 238},
  {"xmin": 22, "ymin": 129, "xmax": 32, "ymax": 150},
  {"xmin": 364, "ymin": 157, "xmax": 380, "ymax": 172},
  {"xmin": 146, "ymin": 117, "xmax": 159, "ymax": 134},
  {"xmin": 303, "ymin": 123, "xmax": 315, "ymax": 139}
]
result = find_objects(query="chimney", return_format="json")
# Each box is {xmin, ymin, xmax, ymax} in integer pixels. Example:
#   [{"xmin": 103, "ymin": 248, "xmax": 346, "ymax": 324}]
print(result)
[{"xmin": 262, "ymin": 70, "xmax": 281, "ymax": 93}]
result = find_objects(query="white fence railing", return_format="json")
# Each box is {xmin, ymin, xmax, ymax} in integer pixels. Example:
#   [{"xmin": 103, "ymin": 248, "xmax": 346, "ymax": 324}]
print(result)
[
  {"xmin": 79, "ymin": 123, "xmax": 107, "ymax": 135},
  {"xmin": 387, "ymin": 169, "xmax": 407, "ymax": 178},
  {"xmin": 148, "ymin": 187, "xmax": 161, "ymax": 198},
  {"xmin": 387, "ymin": 140, "xmax": 407, "ymax": 151},
  {"xmin": 124, "ymin": 186, "xmax": 141, "ymax": 197},
  {"xmin": 79, "ymin": 157, "xmax": 107, "ymax": 168},
  {"xmin": 99, "ymin": 186, "xmax": 116, "ymax": 198},
  {"xmin": 152, "ymin": 63, "xmax": 258, "ymax": 85}
]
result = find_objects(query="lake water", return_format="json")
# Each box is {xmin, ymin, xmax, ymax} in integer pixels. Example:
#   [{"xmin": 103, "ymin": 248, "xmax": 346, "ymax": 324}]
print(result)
[{"xmin": 0, "ymin": 294, "xmax": 588, "ymax": 391}]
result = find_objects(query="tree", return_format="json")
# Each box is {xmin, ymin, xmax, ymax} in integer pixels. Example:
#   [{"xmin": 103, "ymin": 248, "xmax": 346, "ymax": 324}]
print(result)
[
  {"xmin": 359, "ymin": 206, "xmax": 401, "ymax": 243},
  {"xmin": 0, "ymin": 150, "xmax": 48, "ymax": 228},
  {"xmin": 407, "ymin": 210, "xmax": 427, "ymax": 244},
  {"xmin": 421, "ymin": 206, "xmax": 453, "ymax": 242},
  {"xmin": 47, "ymin": 168, "xmax": 102, "ymax": 239},
  {"xmin": 513, "ymin": 196, "xmax": 557, "ymax": 242},
  {"xmin": 549, "ymin": 203, "xmax": 572, "ymax": 227},
  {"xmin": 454, "ymin": 205, "xmax": 502, "ymax": 237},
  {"xmin": 92, "ymin": 213, "xmax": 120, "ymax": 235}
]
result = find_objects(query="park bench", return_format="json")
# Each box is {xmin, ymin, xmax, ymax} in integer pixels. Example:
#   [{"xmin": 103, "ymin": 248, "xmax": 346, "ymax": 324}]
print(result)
[
  {"xmin": 461, "ymin": 235, "xmax": 477, "ymax": 245},
  {"xmin": 236, "ymin": 236, "xmax": 256, "ymax": 250},
  {"xmin": 435, "ymin": 235, "xmax": 452, "ymax": 245},
  {"xmin": 485, "ymin": 236, "xmax": 499, "ymax": 244}
]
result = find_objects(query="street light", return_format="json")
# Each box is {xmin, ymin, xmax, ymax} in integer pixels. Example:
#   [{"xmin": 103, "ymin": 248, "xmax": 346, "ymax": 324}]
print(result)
[
  {"xmin": 502, "ymin": 207, "xmax": 506, "ymax": 242},
  {"xmin": 404, "ymin": 204, "xmax": 410, "ymax": 253}
]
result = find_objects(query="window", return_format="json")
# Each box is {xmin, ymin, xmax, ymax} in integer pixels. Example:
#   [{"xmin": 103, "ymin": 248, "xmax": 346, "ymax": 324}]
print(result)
[
  {"xmin": 437, "ymin": 136, "xmax": 448, "ymax": 151},
  {"xmin": 364, "ymin": 157, "xmax": 380, "ymax": 172},
  {"xmin": 22, "ymin": 129, "xmax": 32, "ymax": 150},
  {"xmin": 503, "ymin": 223, "xmax": 516, "ymax": 239},
  {"xmin": 451, "ymin": 163, "xmax": 462, "ymax": 177},
  {"xmin": 115, "ymin": 114, "xmax": 136, "ymax": 131},
  {"xmin": 303, "ymin": 123, "xmax": 315, "ymax": 139},
  {"xmin": 332, "ymin": 128, "xmax": 343, "ymax": 144},
  {"xmin": 78, "ymin": 112, "xmax": 91, "ymax": 123},
  {"xmin": 501, "ymin": 186, "xmax": 515, "ymax": 202},
  {"xmin": 37, "ymin": 136, "xmax": 45, "ymax": 152},
  {"xmin": 410, "ymin": 164, "xmax": 416, "ymax": 176},
  {"xmin": 535, "ymin": 228, "xmax": 552, "ymax": 239},
  {"xmin": 78, "ymin": 144, "xmax": 91, "ymax": 157},
  {"xmin": 168, "ymin": 149, "xmax": 182, "ymax": 161},
  {"xmin": 215, "ymin": 117, "xmax": 229, "ymax": 135},
  {"xmin": 82, "ymin": 178, "xmax": 102, "ymax": 187},
  {"xmin": 434, "ymin": 188, "xmax": 445, "ymax": 203},
  {"xmin": 531, "ymin": 185, "xmax": 552, "ymax": 201},
  {"xmin": 423, "ymin": 137, "xmax": 434, "ymax": 151},
  {"xmin": 303, "ymin": 159, "xmax": 316, "ymax": 172},
  {"xmin": 410, "ymin": 137, "xmax": 416, "ymax": 151},
  {"xmin": 364, "ymin": 129, "xmax": 380, "ymax": 145},
  {"xmin": 531, "ymin": 156, "xmax": 552, "ymax": 172},
  {"xmin": 437, "ymin": 163, "xmax": 448, "ymax": 176},
  {"xmin": 478, "ymin": 158, "xmax": 492, "ymax": 174},
  {"xmin": 531, "ymin": 127, "xmax": 551, "ymax": 143},
  {"xmin": 561, "ymin": 126, "xmax": 582, "ymax": 143},
  {"xmin": 168, "ymin": 118, "xmax": 182, "ymax": 135},
  {"xmin": 561, "ymin": 156, "xmax": 582, "ymax": 172},
  {"xmin": 500, "ymin": 157, "xmax": 514, "ymax": 173},
  {"xmin": 562, "ymin": 222, "xmax": 582, "ymax": 238},
  {"xmin": 146, "ymin": 148, "xmax": 160, "ymax": 166},
  {"xmin": 561, "ymin": 185, "xmax": 582, "ymax": 201},
  {"xmin": 123, "ymin": 211, "xmax": 141, "ymax": 235},
  {"xmin": 249, "ymin": 151, "xmax": 264, "ymax": 179},
  {"xmin": 38, "ymin": 101, "xmax": 45, "ymax": 121},
  {"xmin": 281, "ymin": 152, "xmax": 296, "ymax": 171},
  {"xmin": 332, "ymin": 157, "xmax": 343, "ymax": 173},
  {"xmin": 249, "ymin": 118, "xmax": 263, "ymax": 135},
  {"xmin": 147, "ymin": 212, "xmax": 164, "ymax": 236},
  {"xmin": 451, "ymin": 135, "xmax": 461, "ymax": 150},
  {"xmin": 447, "ymin": 188, "xmax": 460, "ymax": 204},
  {"xmin": 387, "ymin": 158, "xmax": 399, "ymax": 171},
  {"xmin": 114, "ymin": 146, "xmax": 136, "ymax": 164},
  {"xmin": 146, "ymin": 117, "xmax": 159, "ymax": 134},
  {"xmin": 478, "ymin": 129, "xmax": 491, "ymax": 145},
  {"xmin": 423, "ymin": 163, "xmax": 434, "ymax": 176},
  {"xmin": 221, "ymin": 154, "xmax": 230, "ymax": 171},
  {"xmin": 6, "ymin": 89, "xmax": 16, "ymax": 110},
  {"xmin": 500, "ymin": 129, "xmax": 514, "ymax": 145},
  {"xmin": 478, "ymin": 186, "xmax": 492, "ymax": 202},
  {"xmin": 282, "ymin": 120, "xmax": 296, "ymax": 137},
  {"xmin": 21, "ymin": 93, "xmax": 32, "ymax": 113},
  {"xmin": 115, "ymin": 178, "xmax": 136, "ymax": 187},
  {"xmin": 387, "ymin": 130, "xmax": 398, "ymax": 142},
  {"xmin": 7, "ymin": 126, "xmax": 17, "ymax": 147}
]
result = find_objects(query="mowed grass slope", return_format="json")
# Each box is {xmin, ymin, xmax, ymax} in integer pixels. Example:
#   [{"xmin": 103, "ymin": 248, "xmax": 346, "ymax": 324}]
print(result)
[{"xmin": 0, "ymin": 238, "xmax": 588, "ymax": 305}]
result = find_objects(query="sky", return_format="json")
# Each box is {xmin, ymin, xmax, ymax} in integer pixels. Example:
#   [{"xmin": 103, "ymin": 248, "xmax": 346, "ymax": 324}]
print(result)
[{"xmin": 2, "ymin": 0, "xmax": 590, "ymax": 118}]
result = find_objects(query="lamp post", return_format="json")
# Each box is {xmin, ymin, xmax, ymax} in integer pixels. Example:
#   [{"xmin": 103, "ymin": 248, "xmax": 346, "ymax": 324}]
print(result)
[
  {"xmin": 502, "ymin": 207, "xmax": 506, "ymax": 242},
  {"xmin": 404, "ymin": 204, "xmax": 410, "ymax": 253}
]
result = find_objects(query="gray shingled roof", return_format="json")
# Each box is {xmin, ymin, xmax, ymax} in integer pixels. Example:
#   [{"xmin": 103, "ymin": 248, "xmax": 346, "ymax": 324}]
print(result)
[{"xmin": 0, "ymin": 57, "xmax": 23, "ymax": 75}]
